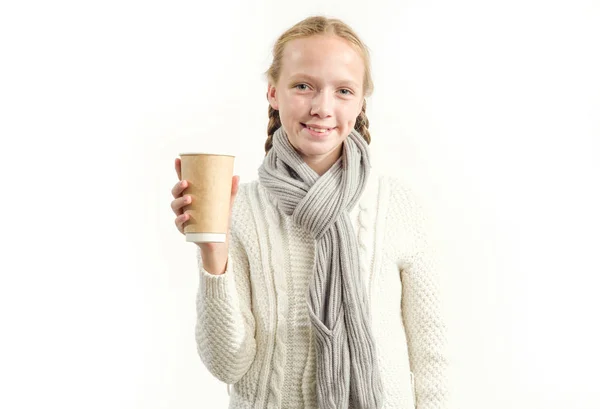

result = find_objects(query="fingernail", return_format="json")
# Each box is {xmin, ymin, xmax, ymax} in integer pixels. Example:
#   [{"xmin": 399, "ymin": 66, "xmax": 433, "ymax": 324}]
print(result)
[{"xmin": 181, "ymin": 180, "xmax": 186, "ymax": 186}]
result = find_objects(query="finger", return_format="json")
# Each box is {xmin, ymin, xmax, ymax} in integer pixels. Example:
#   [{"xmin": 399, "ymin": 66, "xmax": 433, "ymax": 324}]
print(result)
[
  {"xmin": 174, "ymin": 213, "xmax": 188, "ymax": 234},
  {"xmin": 232, "ymin": 175, "xmax": 240, "ymax": 196},
  {"xmin": 171, "ymin": 194, "xmax": 191, "ymax": 216},
  {"xmin": 171, "ymin": 179, "xmax": 188, "ymax": 199},
  {"xmin": 225, "ymin": 176, "xmax": 241, "ymax": 241},
  {"xmin": 175, "ymin": 158, "xmax": 182, "ymax": 181},
  {"xmin": 229, "ymin": 175, "xmax": 240, "ymax": 212},
  {"xmin": 233, "ymin": 175, "xmax": 240, "ymax": 197}
]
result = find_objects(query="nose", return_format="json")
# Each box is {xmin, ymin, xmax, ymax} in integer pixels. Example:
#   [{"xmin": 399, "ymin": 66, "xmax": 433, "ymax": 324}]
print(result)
[{"xmin": 310, "ymin": 90, "xmax": 333, "ymax": 118}]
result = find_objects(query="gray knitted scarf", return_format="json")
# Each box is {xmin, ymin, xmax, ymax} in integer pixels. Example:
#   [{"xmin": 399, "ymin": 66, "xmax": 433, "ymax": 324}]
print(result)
[{"xmin": 258, "ymin": 126, "xmax": 383, "ymax": 409}]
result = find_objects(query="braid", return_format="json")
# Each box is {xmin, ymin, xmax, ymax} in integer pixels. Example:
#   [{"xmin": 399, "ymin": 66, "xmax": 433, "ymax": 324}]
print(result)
[
  {"xmin": 265, "ymin": 105, "xmax": 282, "ymax": 154},
  {"xmin": 354, "ymin": 99, "xmax": 371, "ymax": 145}
]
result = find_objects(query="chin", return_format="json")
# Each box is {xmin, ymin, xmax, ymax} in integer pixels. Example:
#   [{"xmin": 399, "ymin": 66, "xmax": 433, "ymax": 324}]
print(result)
[{"xmin": 296, "ymin": 140, "xmax": 341, "ymax": 157}]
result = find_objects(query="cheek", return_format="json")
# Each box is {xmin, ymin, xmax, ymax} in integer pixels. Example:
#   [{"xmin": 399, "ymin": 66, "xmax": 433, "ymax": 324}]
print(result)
[
  {"xmin": 340, "ymin": 102, "xmax": 359, "ymax": 118},
  {"xmin": 285, "ymin": 96, "xmax": 310, "ymax": 115},
  {"xmin": 340, "ymin": 107, "xmax": 357, "ymax": 126}
]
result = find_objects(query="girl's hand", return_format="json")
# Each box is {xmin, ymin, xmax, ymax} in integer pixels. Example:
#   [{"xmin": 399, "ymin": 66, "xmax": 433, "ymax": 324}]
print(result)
[{"xmin": 171, "ymin": 157, "xmax": 240, "ymax": 274}]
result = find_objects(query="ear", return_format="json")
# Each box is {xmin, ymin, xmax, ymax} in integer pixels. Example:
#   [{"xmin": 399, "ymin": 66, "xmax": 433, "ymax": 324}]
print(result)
[{"xmin": 267, "ymin": 83, "xmax": 279, "ymax": 110}]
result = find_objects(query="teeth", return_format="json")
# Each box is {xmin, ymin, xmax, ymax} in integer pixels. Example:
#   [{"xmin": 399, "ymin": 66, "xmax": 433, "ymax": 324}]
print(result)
[{"xmin": 307, "ymin": 126, "xmax": 330, "ymax": 133}]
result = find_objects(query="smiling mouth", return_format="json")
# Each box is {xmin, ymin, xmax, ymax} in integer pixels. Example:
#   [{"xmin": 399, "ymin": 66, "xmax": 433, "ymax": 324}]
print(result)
[{"xmin": 301, "ymin": 123, "xmax": 335, "ymax": 132}]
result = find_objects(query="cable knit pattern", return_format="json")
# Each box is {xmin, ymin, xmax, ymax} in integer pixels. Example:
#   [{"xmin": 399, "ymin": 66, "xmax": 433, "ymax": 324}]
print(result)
[
  {"xmin": 261, "ymin": 187, "xmax": 289, "ymax": 409},
  {"xmin": 284, "ymin": 219, "xmax": 317, "ymax": 408},
  {"xmin": 356, "ymin": 173, "xmax": 377, "ymax": 301},
  {"xmin": 194, "ymin": 171, "xmax": 451, "ymax": 409}
]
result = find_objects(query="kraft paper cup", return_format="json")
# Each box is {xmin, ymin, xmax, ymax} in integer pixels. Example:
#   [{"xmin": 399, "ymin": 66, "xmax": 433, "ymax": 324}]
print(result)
[{"xmin": 179, "ymin": 153, "xmax": 235, "ymax": 243}]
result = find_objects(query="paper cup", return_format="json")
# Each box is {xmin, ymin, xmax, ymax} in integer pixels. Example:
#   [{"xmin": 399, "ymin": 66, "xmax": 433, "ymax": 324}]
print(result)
[{"xmin": 179, "ymin": 153, "xmax": 235, "ymax": 243}]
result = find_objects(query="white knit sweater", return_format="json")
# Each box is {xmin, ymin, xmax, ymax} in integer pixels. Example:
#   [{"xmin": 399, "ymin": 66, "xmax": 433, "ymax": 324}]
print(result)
[{"xmin": 195, "ymin": 171, "xmax": 450, "ymax": 409}]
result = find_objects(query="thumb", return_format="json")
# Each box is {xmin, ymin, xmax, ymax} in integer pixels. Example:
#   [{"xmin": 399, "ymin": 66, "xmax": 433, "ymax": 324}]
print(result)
[{"xmin": 230, "ymin": 175, "xmax": 240, "ymax": 211}]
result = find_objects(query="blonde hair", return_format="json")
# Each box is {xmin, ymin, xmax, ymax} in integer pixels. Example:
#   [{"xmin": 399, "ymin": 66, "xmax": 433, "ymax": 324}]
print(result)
[{"xmin": 264, "ymin": 16, "xmax": 374, "ymax": 154}]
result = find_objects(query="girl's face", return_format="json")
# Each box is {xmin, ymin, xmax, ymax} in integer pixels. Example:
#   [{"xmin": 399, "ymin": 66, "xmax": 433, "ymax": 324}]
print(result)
[{"xmin": 267, "ymin": 35, "xmax": 365, "ymax": 173}]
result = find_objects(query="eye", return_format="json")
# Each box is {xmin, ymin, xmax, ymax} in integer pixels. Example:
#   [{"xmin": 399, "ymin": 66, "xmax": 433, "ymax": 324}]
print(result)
[
  {"xmin": 295, "ymin": 83, "xmax": 310, "ymax": 91},
  {"xmin": 339, "ymin": 89, "xmax": 353, "ymax": 96}
]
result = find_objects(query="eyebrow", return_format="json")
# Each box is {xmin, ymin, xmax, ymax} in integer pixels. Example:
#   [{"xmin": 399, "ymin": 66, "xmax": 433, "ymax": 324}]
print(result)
[{"xmin": 288, "ymin": 74, "xmax": 360, "ymax": 88}]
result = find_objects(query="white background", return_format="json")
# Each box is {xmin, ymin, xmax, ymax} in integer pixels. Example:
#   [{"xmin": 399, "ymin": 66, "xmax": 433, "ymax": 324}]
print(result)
[{"xmin": 1, "ymin": 0, "xmax": 599, "ymax": 408}]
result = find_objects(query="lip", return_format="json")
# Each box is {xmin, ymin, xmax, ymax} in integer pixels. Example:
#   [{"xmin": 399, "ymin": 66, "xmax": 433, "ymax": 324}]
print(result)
[
  {"xmin": 302, "ymin": 123, "xmax": 335, "ymax": 130},
  {"xmin": 301, "ymin": 123, "xmax": 335, "ymax": 138}
]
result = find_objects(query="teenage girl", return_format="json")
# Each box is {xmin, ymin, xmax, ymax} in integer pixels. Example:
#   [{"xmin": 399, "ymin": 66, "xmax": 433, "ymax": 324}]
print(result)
[{"xmin": 170, "ymin": 15, "xmax": 450, "ymax": 409}]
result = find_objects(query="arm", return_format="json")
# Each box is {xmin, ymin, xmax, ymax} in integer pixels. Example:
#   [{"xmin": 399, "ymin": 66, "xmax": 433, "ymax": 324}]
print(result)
[
  {"xmin": 195, "ymin": 229, "xmax": 256, "ymax": 384},
  {"xmin": 396, "ymin": 183, "xmax": 451, "ymax": 408}
]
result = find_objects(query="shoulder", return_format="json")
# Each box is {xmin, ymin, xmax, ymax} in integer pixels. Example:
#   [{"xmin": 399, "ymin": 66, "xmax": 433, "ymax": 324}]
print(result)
[
  {"xmin": 360, "ymin": 168, "xmax": 418, "ymax": 199},
  {"xmin": 375, "ymin": 173, "xmax": 440, "ymax": 267},
  {"xmin": 376, "ymin": 172, "xmax": 432, "ymax": 230},
  {"xmin": 364, "ymin": 169, "xmax": 417, "ymax": 207}
]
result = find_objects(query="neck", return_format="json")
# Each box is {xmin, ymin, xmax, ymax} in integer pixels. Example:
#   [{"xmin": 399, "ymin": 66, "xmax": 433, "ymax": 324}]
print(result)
[{"xmin": 302, "ymin": 144, "xmax": 343, "ymax": 176}]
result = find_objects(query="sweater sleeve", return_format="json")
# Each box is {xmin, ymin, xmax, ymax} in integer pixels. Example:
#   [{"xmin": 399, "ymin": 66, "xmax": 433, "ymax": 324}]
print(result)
[
  {"xmin": 393, "ymin": 180, "xmax": 451, "ymax": 409},
  {"xmin": 195, "ymin": 229, "xmax": 256, "ymax": 384}
]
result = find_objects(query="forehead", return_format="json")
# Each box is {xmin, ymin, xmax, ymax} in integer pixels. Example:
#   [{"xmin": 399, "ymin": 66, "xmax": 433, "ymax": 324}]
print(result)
[{"xmin": 281, "ymin": 35, "xmax": 364, "ymax": 84}]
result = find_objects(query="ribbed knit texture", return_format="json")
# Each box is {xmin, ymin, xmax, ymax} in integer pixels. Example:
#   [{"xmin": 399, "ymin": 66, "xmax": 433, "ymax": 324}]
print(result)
[
  {"xmin": 258, "ymin": 127, "xmax": 383, "ymax": 409},
  {"xmin": 195, "ymin": 172, "xmax": 451, "ymax": 409}
]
